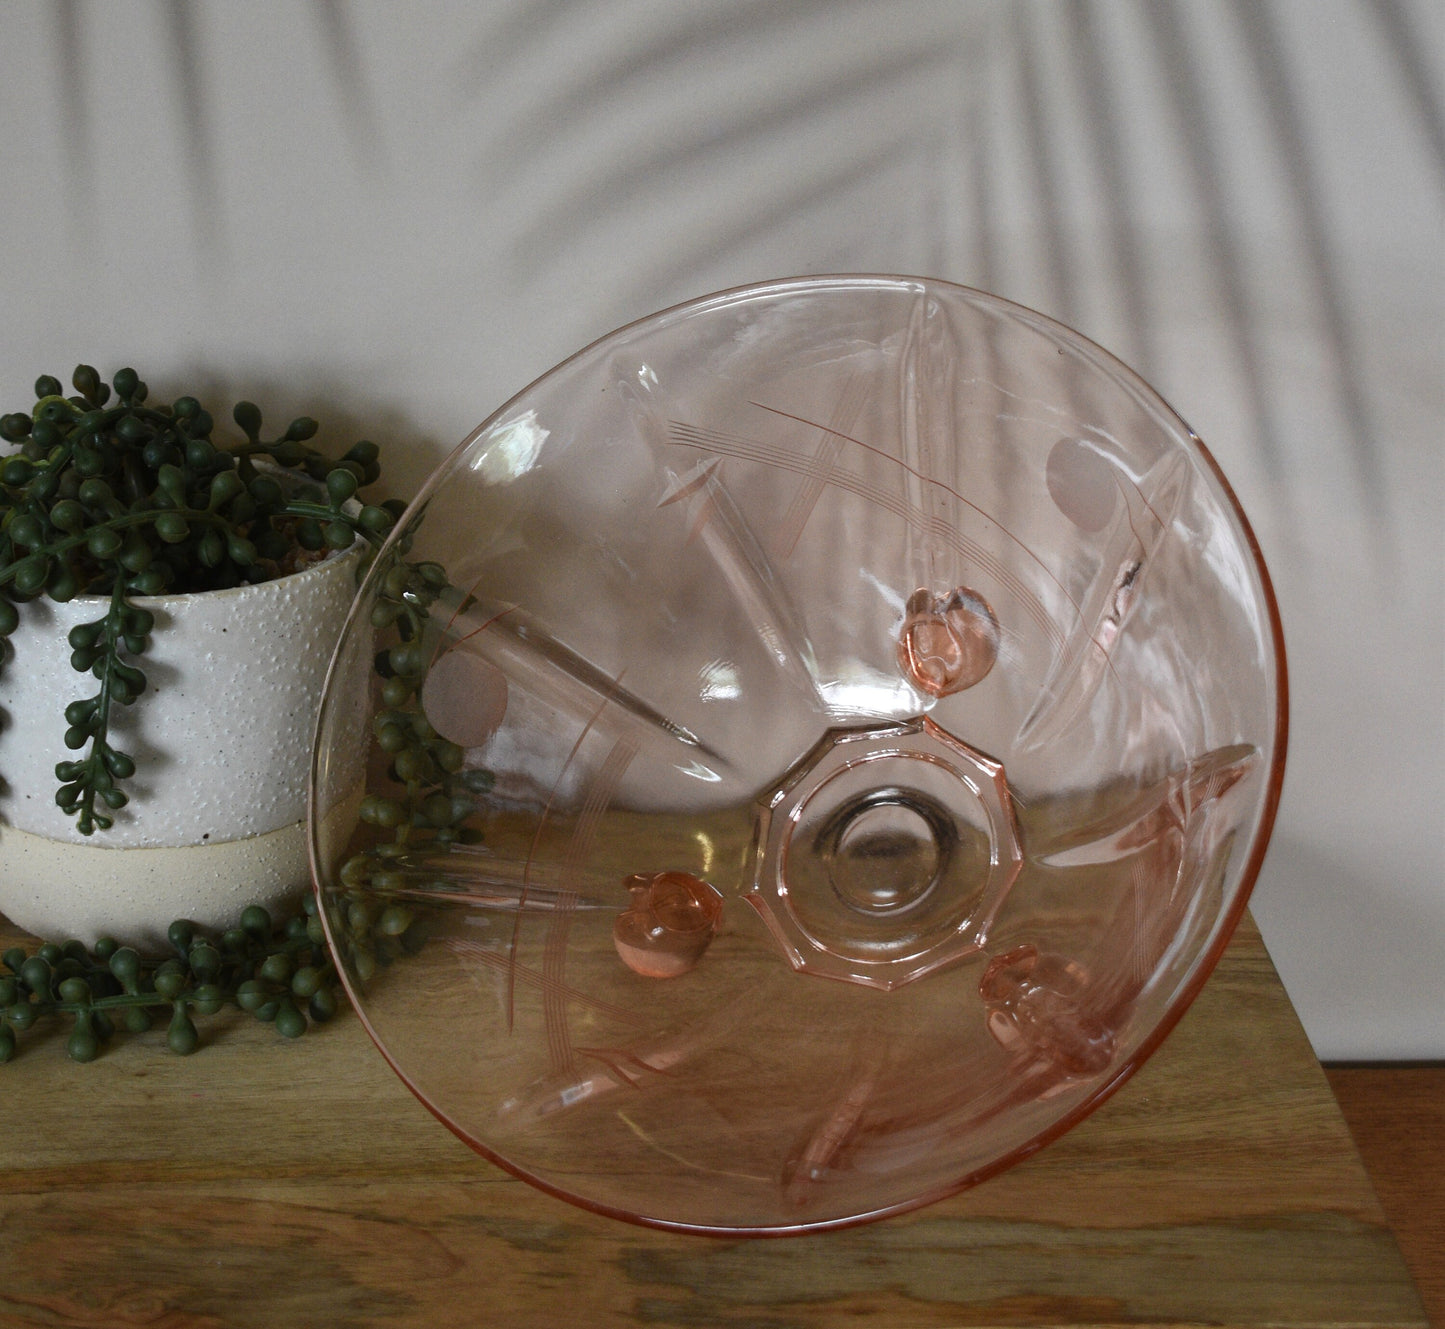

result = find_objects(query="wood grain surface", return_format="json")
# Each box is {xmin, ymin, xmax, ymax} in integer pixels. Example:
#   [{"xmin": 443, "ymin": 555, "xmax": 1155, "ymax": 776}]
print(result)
[
  {"xmin": 0, "ymin": 911, "xmax": 1425, "ymax": 1329},
  {"xmin": 1326, "ymin": 1065, "xmax": 1445, "ymax": 1329}
]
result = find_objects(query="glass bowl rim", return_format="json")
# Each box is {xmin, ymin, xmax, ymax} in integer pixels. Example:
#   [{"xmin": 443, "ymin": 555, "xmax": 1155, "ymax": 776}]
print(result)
[{"xmin": 309, "ymin": 272, "xmax": 1290, "ymax": 1236}]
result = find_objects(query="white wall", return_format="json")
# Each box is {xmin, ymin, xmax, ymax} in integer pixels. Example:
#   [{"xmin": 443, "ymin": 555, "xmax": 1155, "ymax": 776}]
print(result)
[{"xmin": 0, "ymin": 0, "xmax": 1440, "ymax": 1059}]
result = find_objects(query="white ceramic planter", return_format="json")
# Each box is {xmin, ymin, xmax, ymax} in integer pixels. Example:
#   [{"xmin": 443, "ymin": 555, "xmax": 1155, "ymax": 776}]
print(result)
[{"xmin": 0, "ymin": 547, "xmax": 364, "ymax": 945}]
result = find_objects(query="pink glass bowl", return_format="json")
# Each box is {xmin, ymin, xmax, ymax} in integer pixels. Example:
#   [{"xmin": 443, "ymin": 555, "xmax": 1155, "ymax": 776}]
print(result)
[{"xmin": 310, "ymin": 276, "xmax": 1287, "ymax": 1234}]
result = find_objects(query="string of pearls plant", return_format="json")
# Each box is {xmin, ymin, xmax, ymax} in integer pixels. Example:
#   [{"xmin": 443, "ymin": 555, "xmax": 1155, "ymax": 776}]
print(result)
[
  {"xmin": 0, "ymin": 899, "xmax": 343, "ymax": 1062},
  {"xmin": 0, "ymin": 366, "xmax": 481, "ymax": 1062}
]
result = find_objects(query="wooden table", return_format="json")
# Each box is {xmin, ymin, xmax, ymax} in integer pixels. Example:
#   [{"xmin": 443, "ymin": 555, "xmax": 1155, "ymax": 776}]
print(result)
[{"xmin": 0, "ymin": 911, "xmax": 1425, "ymax": 1329}]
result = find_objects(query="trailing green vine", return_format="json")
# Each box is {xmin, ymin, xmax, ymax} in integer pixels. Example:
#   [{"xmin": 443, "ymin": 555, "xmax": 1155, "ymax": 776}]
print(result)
[
  {"xmin": 0, "ymin": 897, "xmax": 347, "ymax": 1062},
  {"xmin": 324, "ymin": 542, "xmax": 491, "ymax": 985}
]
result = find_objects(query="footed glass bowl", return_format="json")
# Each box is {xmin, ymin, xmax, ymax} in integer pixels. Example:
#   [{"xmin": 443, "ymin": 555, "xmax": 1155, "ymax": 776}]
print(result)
[{"xmin": 310, "ymin": 277, "xmax": 1287, "ymax": 1234}]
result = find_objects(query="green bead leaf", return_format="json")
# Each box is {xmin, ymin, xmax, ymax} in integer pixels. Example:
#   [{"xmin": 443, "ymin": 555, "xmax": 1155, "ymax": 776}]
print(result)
[
  {"xmin": 156, "ymin": 463, "xmax": 187, "ymax": 501},
  {"xmin": 240, "ymin": 905, "xmax": 271, "ymax": 938},
  {"xmin": 226, "ymin": 534, "xmax": 256, "ymax": 567},
  {"xmin": 153, "ymin": 964, "xmax": 186, "ymax": 1002},
  {"xmin": 85, "ymin": 527, "xmax": 122, "ymax": 560},
  {"xmin": 14, "ymin": 555, "xmax": 49, "ymax": 595},
  {"xmin": 115, "ymin": 415, "xmax": 152, "ymax": 444},
  {"xmin": 185, "ymin": 437, "xmax": 217, "ymax": 470},
  {"xmin": 108, "ymin": 947, "xmax": 140, "ymax": 988},
  {"xmin": 326, "ymin": 468, "xmax": 358, "ymax": 506},
  {"xmin": 71, "ymin": 365, "xmax": 102, "ymax": 402},
  {"xmin": 207, "ymin": 470, "xmax": 244, "ymax": 510},
  {"xmin": 154, "ymin": 511, "xmax": 189, "ymax": 544},
  {"xmin": 275, "ymin": 999, "xmax": 307, "ymax": 1039},
  {"xmin": 323, "ymin": 520, "xmax": 356, "ymax": 550},
  {"xmin": 48, "ymin": 498, "xmax": 84, "ymax": 532},
  {"xmin": 358, "ymin": 504, "xmax": 393, "ymax": 534},
  {"xmin": 247, "ymin": 475, "xmax": 283, "ymax": 509},
  {"xmin": 47, "ymin": 565, "xmax": 79, "ymax": 602},
  {"xmin": 1, "ymin": 456, "xmax": 35, "ymax": 486},
  {"xmin": 166, "ymin": 919, "xmax": 196, "ymax": 954},
  {"xmin": 123, "ymin": 1007, "xmax": 152, "ymax": 1034},
  {"xmin": 67, "ymin": 623, "xmax": 101, "ymax": 651},
  {"xmin": 67, "ymin": 1015, "xmax": 100, "ymax": 1063},
  {"xmin": 20, "ymin": 956, "xmax": 51, "ymax": 997},
  {"xmin": 0, "ymin": 413, "xmax": 33, "ymax": 443},
  {"xmin": 167, "ymin": 1005, "xmax": 199, "ymax": 1055},
  {"xmin": 308, "ymin": 987, "xmax": 338, "ymax": 1023},
  {"xmin": 232, "ymin": 401, "xmax": 263, "ymax": 442}
]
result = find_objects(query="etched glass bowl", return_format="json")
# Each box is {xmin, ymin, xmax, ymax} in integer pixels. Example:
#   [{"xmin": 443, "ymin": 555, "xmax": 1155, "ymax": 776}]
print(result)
[{"xmin": 310, "ymin": 277, "xmax": 1287, "ymax": 1234}]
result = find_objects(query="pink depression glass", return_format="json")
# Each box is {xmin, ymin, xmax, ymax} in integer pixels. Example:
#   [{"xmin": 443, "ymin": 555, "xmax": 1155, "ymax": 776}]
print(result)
[{"xmin": 310, "ymin": 276, "xmax": 1287, "ymax": 1234}]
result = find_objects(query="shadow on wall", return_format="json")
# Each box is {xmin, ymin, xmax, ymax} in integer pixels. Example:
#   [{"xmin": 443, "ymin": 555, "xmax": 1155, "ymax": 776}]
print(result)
[{"xmin": 49, "ymin": 0, "xmax": 384, "ymax": 258}]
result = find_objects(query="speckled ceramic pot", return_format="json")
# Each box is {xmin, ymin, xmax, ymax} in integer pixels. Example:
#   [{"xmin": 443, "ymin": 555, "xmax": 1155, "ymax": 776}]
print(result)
[{"xmin": 0, "ymin": 546, "xmax": 364, "ymax": 946}]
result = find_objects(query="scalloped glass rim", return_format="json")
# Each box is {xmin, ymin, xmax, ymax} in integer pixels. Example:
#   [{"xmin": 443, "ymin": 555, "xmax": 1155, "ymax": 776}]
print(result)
[{"xmin": 309, "ymin": 274, "xmax": 1289, "ymax": 1236}]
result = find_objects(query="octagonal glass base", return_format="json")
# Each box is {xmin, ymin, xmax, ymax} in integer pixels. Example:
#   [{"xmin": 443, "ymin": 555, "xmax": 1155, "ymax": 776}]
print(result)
[{"xmin": 747, "ymin": 718, "xmax": 1022, "ymax": 990}]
